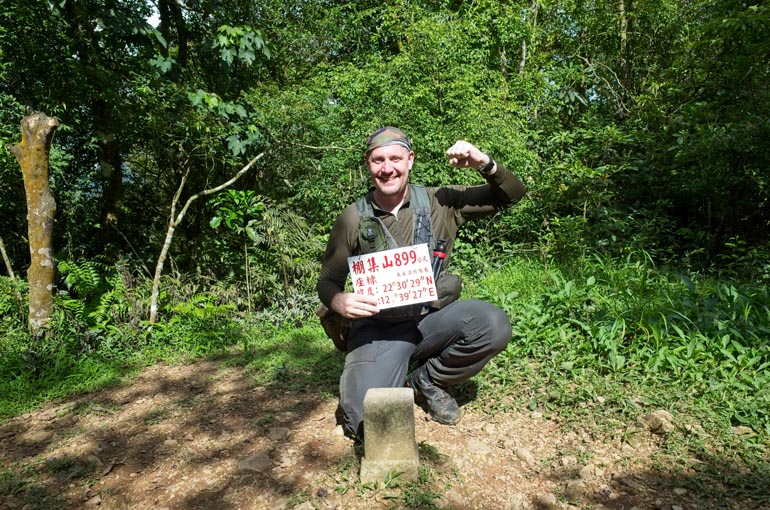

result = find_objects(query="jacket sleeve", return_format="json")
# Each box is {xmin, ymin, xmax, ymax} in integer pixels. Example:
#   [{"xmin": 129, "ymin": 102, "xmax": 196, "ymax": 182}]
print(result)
[
  {"xmin": 485, "ymin": 161, "xmax": 527, "ymax": 204},
  {"xmin": 433, "ymin": 161, "xmax": 527, "ymax": 219},
  {"xmin": 316, "ymin": 205, "xmax": 360, "ymax": 308}
]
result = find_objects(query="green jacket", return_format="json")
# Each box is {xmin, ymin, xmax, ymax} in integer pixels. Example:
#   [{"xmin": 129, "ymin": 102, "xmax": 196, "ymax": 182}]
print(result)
[{"xmin": 317, "ymin": 161, "xmax": 526, "ymax": 310}]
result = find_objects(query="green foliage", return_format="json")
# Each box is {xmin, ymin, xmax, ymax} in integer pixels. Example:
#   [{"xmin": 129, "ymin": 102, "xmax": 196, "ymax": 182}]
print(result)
[
  {"xmin": 186, "ymin": 88, "xmax": 264, "ymax": 157},
  {"xmin": 1, "ymin": 7, "xmax": 770, "ymax": 497},
  {"xmin": 56, "ymin": 260, "xmax": 141, "ymax": 330},
  {"xmin": 619, "ymin": 3, "xmax": 769, "ymax": 261},
  {"xmin": 209, "ymin": 189, "xmax": 266, "ymax": 242},
  {"xmin": 0, "ymin": 276, "xmax": 26, "ymax": 326},
  {"xmin": 0, "ymin": 86, "xmax": 27, "ymax": 266},
  {"xmin": 58, "ymin": 260, "xmax": 107, "ymax": 301},
  {"xmin": 151, "ymin": 298, "xmax": 238, "ymax": 355},
  {"xmin": 231, "ymin": 325, "xmax": 341, "ymax": 392},
  {"xmin": 243, "ymin": 4, "xmax": 539, "ymax": 232},
  {"xmin": 208, "ymin": 189, "xmax": 323, "ymax": 307},
  {"xmin": 459, "ymin": 251, "xmax": 770, "ymax": 500},
  {"xmin": 3, "ymin": 0, "xmax": 768, "ymax": 283},
  {"xmin": 470, "ymin": 251, "xmax": 770, "ymax": 440},
  {"xmin": 214, "ymin": 25, "xmax": 272, "ymax": 64}
]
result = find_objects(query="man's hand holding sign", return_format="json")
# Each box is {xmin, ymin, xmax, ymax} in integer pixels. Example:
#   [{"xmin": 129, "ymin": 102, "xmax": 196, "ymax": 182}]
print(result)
[{"xmin": 348, "ymin": 243, "xmax": 436, "ymax": 310}]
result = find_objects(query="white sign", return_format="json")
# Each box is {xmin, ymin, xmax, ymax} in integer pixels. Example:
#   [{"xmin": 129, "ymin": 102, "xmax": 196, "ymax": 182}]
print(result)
[{"xmin": 347, "ymin": 243, "xmax": 437, "ymax": 310}]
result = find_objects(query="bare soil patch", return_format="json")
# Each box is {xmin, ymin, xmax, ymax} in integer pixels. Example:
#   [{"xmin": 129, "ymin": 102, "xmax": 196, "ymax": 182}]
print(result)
[{"xmin": 0, "ymin": 360, "xmax": 763, "ymax": 510}]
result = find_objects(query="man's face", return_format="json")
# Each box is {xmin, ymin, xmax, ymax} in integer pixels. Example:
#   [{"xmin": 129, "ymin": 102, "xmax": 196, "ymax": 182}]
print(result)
[{"xmin": 366, "ymin": 144, "xmax": 414, "ymax": 200}]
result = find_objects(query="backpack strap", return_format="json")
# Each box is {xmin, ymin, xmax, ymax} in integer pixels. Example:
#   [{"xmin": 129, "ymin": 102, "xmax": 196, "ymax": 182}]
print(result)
[
  {"xmin": 354, "ymin": 185, "xmax": 435, "ymax": 254},
  {"xmin": 355, "ymin": 195, "xmax": 397, "ymax": 253},
  {"xmin": 409, "ymin": 185, "xmax": 434, "ymax": 251}
]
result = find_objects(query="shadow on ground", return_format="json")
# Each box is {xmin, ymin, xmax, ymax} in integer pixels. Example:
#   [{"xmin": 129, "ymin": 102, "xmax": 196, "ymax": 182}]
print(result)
[
  {"xmin": 0, "ymin": 332, "xmax": 350, "ymax": 510},
  {"xmin": 1, "ymin": 335, "xmax": 769, "ymax": 510}
]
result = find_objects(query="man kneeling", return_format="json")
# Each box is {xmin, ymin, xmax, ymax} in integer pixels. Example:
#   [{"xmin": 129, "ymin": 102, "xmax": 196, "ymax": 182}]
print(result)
[{"xmin": 317, "ymin": 127, "xmax": 527, "ymax": 439}]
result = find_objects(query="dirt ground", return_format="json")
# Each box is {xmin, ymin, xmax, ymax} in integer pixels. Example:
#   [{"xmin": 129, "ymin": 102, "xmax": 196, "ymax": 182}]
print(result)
[{"xmin": 0, "ymin": 359, "xmax": 765, "ymax": 510}]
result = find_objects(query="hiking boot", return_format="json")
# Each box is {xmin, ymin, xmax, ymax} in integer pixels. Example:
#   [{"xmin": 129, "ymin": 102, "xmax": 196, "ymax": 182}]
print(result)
[{"xmin": 407, "ymin": 366, "xmax": 461, "ymax": 425}]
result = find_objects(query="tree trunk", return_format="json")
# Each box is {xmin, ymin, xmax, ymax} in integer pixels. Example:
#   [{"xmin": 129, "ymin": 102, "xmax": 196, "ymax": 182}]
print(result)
[
  {"xmin": 618, "ymin": 0, "xmax": 632, "ymax": 88},
  {"xmin": 8, "ymin": 113, "xmax": 59, "ymax": 337},
  {"xmin": 618, "ymin": 0, "xmax": 633, "ymax": 120},
  {"xmin": 62, "ymin": 0, "xmax": 123, "ymax": 258},
  {"xmin": 94, "ymin": 98, "xmax": 124, "ymax": 255},
  {"xmin": 159, "ymin": 0, "xmax": 189, "ymax": 67},
  {"xmin": 0, "ymin": 234, "xmax": 16, "ymax": 280},
  {"xmin": 519, "ymin": 1, "xmax": 540, "ymax": 75}
]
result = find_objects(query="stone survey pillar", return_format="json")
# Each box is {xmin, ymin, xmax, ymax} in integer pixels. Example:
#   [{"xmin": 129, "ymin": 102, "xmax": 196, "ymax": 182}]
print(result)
[{"xmin": 360, "ymin": 387, "xmax": 419, "ymax": 483}]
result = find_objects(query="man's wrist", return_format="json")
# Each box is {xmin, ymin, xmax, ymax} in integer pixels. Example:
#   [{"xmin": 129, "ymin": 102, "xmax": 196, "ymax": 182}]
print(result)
[{"xmin": 477, "ymin": 153, "xmax": 496, "ymax": 175}]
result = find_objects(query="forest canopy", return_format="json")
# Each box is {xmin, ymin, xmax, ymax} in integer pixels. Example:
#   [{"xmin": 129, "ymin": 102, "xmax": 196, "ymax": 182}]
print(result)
[{"xmin": 1, "ymin": 0, "xmax": 769, "ymax": 309}]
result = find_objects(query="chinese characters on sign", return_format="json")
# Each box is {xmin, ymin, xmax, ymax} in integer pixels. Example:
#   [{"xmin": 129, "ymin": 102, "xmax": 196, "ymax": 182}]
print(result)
[{"xmin": 347, "ymin": 243, "xmax": 437, "ymax": 310}]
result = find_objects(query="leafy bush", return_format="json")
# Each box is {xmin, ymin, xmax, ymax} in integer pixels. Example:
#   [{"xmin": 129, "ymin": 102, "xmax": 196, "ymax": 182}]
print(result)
[
  {"xmin": 469, "ymin": 251, "xmax": 770, "ymax": 435},
  {"xmin": 207, "ymin": 190, "xmax": 323, "ymax": 311},
  {"xmin": 0, "ymin": 276, "xmax": 26, "ymax": 327}
]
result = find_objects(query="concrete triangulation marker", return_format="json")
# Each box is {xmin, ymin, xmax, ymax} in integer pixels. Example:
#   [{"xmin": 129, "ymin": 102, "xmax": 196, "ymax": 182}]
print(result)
[{"xmin": 360, "ymin": 387, "xmax": 419, "ymax": 483}]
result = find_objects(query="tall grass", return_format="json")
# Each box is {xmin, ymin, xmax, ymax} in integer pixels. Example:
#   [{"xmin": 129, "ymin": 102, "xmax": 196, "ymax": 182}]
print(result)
[
  {"xmin": 3, "ymin": 252, "xmax": 770, "ymax": 431},
  {"xmin": 469, "ymin": 252, "xmax": 770, "ymax": 422}
]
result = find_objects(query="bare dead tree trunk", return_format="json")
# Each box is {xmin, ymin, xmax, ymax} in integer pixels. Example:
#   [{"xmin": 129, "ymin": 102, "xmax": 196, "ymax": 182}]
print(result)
[
  {"xmin": 8, "ymin": 113, "xmax": 59, "ymax": 337},
  {"xmin": 148, "ymin": 153, "xmax": 264, "ymax": 325},
  {"xmin": 519, "ymin": 1, "xmax": 540, "ymax": 76},
  {"xmin": 618, "ymin": 0, "xmax": 633, "ymax": 120},
  {"xmin": 0, "ymin": 233, "xmax": 25, "ymax": 309},
  {"xmin": 0, "ymin": 234, "xmax": 16, "ymax": 280}
]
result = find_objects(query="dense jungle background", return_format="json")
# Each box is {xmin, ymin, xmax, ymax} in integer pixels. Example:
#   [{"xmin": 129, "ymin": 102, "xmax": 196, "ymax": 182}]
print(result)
[{"xmin": 1, "ymin": 1, "xmax": 769, "ymax": 509}]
